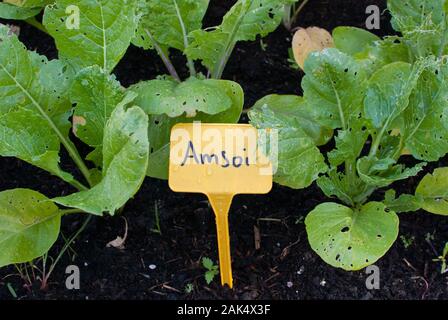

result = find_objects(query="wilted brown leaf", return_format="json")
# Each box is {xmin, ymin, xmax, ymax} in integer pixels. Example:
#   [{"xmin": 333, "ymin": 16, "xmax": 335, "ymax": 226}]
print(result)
[{"xmin": 292, "ymin": 27, "xmax": 334, "ymax": 70}]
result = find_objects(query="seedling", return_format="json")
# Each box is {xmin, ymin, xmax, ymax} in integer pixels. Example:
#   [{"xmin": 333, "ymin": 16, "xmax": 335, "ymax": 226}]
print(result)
[
  {"xmin": 400, "ymin": 235, "xmax": 415, "ymax": 250},
  {"xmin": 260, "ymin": 39, "xmax": 268, "ymax": 52},
  {"xmin": 185, "ymin": 283, "xmax": 194, "ymax": 294},
  {"xmin": 433, "ymin": 242, "xmax": 448, "ymax": 274},
  {"xmin": 151, "ymin": 201, "xmax": 162, "ymax": 235},
  {"xmin": 250, "ymin": 0, "xmax": 448, "ymax": 270},
  {"xmin": 202, "ymin": 257, "xmax": 219, "ymax": 285},
  {"xmin": 6, "ymin": 282, "xmax": 17, "ymax": 299}
]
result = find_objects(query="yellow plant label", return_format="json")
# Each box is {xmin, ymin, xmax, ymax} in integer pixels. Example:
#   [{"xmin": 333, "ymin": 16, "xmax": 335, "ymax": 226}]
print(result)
[{"xmin": 169, "ymin": 123, "xmax": 273, "ymax": 288}]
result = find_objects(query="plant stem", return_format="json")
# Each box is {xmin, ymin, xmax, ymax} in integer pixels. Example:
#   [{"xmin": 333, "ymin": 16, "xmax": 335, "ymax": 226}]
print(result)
[
  {"xmin": 145, "ymin": 29, "xmax": 181, "ymax": 82},
  {"xmin": 283, "ymin": 4, "xmax": 292, "ymax": 30},
  {"xmin": 69, "ymin": 179, "xmax": 89, "ymax": 191},
  {"xmin": 438, "ymin": 24, "xmax": 448, "ymax": 58},
  {"xmin": 211, "ymin": 1, "xmax": 249, "ymax": 79},
  {"xmin": 173, "ymin": 0, "xmax": 196, "ymax": 77},
  {"xmin": 290, "ymin": 0, "xmax": 309, "ymax": 28},
  {"xmin": 60, "ymin": 208, "xmax": 86, "ymax": 216},
  {"xmin": 213, "ymin": 41, "xmax": 237, "ymax": 79},
  {"xmin": 24, "ymin": 17, "xmax": 49, "ymax": 35},
  {"xmin": 61, "ymin": 140, "xmax": 93, "ymax": 188}
]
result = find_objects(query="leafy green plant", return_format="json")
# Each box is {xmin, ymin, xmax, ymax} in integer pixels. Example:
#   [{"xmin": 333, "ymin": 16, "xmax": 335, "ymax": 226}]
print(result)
[
  {"xmin": 202, "ymin": 257, "xmax": 219, "ymax": 285},
  {"xmin": 249, "ymin": 0, "xmax": 448, "ymax": 270},
  {"xmin": 0, "ymin": 0, "xmax": 288, "ymax": 274}
]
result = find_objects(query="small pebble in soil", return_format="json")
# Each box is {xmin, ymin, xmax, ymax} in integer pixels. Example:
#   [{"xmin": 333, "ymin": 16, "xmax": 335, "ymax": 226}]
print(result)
[
  {"xmin": 320, "ymin": 279, "xmax": 327, "ymax": 287},
  {"xmin": 149, "ymin": 264, "xmax": 157, "ymax": 270},
  {"xmin": 297, "ymin": 266, "xmax": 305, "ymax": 275},
  {"xmin": 287, "ymin": 281, "xmax": 293, "ymax": 288}
]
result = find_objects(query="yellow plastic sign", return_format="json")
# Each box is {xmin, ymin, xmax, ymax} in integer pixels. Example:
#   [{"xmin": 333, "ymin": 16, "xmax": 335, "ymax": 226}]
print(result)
[{"xmin": 169, "ymin": 123, "xmax": 273, "ymax": 288}]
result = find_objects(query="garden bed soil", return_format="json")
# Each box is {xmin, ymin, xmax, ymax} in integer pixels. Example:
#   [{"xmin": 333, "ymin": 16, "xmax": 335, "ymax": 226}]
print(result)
[{"xmin": 0, "ymin": 0, "xmax": 447, "ymax": 300}]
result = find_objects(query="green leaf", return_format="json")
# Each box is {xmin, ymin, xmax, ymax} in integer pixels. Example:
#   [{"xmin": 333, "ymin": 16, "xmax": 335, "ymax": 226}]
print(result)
[
  {"xmin": 401, "ymin": 64, "xmax": 448, "ymax": 161},
  {"xmin": 222, "ymin": 0, "xmax": 291, "ymax": 42},
  {"xmin": 185, "ymin": 0, "xmax": 291, "ymax": 77},
  {"xmin": 250, "ymin": 95, "xmax": 333, "ymax": 146},
  {"xmin": 184, "ymin": 28, "xmax": 227, "ymax": 75},
  {"xmin": 71, "ymin": 66, "xmax": 125, "ymax": 166},
  {"xmin": 356, "ymin": 36, "xmax": 410, "ymax": 74},
  {"xmin": 43, "ymin": 0, "xmax": 139, "ymax": 73},
  {"xmin": 327, "ymin": 122, "xmax": 369, "ymax": 167},
  {"xmin": 416, "ymin": 167, "xmax": 448, "ymax": 215},
  {"xmin": 54, "ymin": 94, "xmax": 149, "ymax": 215},
  {"xmin": 205, "ymin": 271, "xmax": 215, "ymax": 285},
  {"xmin": 129, "ymin": 77, "xmax": 232, "ymax": 118},
  {"xmin": 364, "ymin": 62, "xmax": 417, "ymax": 131},
  {"xmin": 0, "ymin": 109, "xmax": 74, "ymax": 183},
  {"xmin": 4, "ymin": 0, "xmax": 53, "ymax": 7},
  {"xmin": 443, "ymin": 242, "xmax": 448, "ymax": 258},
  {"xmin": 388, "ymin": 0, "xmax": 448, "ymax": 57},
  {"xmin": 357, "ymin": 156, "xmax": 425, "ymax": 188},
  {"xmin": 0, "ymin": 189, "xmax": 61, "ymax": 268},
  {"xmin": 249, "ymin": 102, "xmax": 327, "ymax": 189},
  {"xmin": 384, "ymin": 190, "xmax": 422, "ymax": 213},
  {"xmin": 302, "ymin": 48, "xmax": 367, "ymax": 130},
  {"xmin": 388, "ymin": 0, "xmax": 446, "ymax": 33},
  {"xmin": 133, "ymin": 0, "xmax": 209, "ymax": 51},
  {"xmin": 0, "ymin": 27, "xmax": 74, "ymax": 183},
  {"xmin": 333, "ymin": 26, "xmax": 380, "ymax": 56},
  {"xmin": 202, "ymin": 257, "xmax": 213, "ymax": 270},
  {"xmin": 305, "ymin": 202, "xmax": 399, "ymax": 270},
  {"xmin": 131, "ymin": 78, "xmax": 244, "ymax": 179},
  {"xmin": 317, "ymin": 169, "xmax": 366, "ymax": 207},
  {"xmin": 0, "ymin": 2, "xmax": 41, "ymax": 19}
]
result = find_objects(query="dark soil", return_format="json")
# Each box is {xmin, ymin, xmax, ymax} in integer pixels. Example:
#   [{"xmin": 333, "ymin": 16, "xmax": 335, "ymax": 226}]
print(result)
[{"xmin": 1, "ymin": 0, "xmax": 448, "ymax": 300}]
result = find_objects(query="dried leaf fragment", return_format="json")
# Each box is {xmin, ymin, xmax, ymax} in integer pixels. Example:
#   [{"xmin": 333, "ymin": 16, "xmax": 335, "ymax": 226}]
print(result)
[
  {"xmin": 72, "ymin": 115, "xmax": 86, "ymax": 136},
  {"xmin": 106, "ymin": 217, "xmax": 128, "ymax": 250},
  {"xmin": 292, "ymin": 27, "xmax": 334, "ymax": 70}
]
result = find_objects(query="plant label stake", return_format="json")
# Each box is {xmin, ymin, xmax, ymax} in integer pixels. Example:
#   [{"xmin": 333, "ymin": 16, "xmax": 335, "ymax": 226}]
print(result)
[{"xmin": 168, "ymin": 123, "xmax": 273, "ymax": 288}]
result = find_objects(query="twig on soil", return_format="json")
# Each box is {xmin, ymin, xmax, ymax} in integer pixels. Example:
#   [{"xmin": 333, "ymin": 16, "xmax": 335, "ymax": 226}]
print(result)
[
  {"xmin": 403, "ymin": 259, "xmax": 431, "ymax": 299},
  {"xmin": 257, "ymin": 218, "xmax": 283, "ymax": 223},
  {"xmin": 280, "ymin": 237, "xmax": 300, "ymax": 260},
  {"xmin": 403, "ymin": 258, "xmax": 418, "ymax": 272},
  {"xmin": 264, "ymin": 272, "xmax": 280, "ymax": 284},
  {"xmin": 254, "ymin": 225, "xmax": 261, "ymax": 250},
  {"xmin": 166, "ymin": 257, "xmax": 182, "ymax": 264},
  {"xmin": 411, "ymin": 276, "xmax": 429, "ymax": 300},
  {"xmin": 162, "ymin": 284, "xmax": 181, "ymax": 293},
  {"xmin": 202, "ymin": 286, "xmax": 221, "ymax": 299}
]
